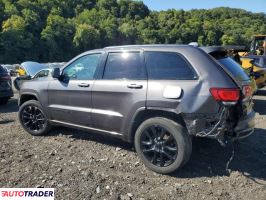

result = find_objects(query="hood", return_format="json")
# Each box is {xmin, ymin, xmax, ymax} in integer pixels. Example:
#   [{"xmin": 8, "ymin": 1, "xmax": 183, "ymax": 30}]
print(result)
[{"xmin": 21, "ymin": 61, "xmax": 46, "ymax": 77}]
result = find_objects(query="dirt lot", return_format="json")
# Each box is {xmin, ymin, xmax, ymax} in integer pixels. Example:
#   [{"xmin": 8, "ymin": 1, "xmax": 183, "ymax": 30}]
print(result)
[{"xmin": 0, "ymin": 90, "xmax": 266, "ymax": 200}]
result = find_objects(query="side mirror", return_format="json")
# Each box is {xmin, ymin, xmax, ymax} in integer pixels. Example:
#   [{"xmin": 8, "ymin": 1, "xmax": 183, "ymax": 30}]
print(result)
[{"xmin": 52, "ymin": 68, "xmax": 61, "ymax": 79}]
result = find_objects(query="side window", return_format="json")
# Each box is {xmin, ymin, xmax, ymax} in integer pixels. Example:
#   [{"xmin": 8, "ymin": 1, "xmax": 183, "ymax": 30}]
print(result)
[
  {"xmin": 144, "ymin": 52, "xmax": 196, "ymax": 80},
  {"xmin": 103, "ymin": 52, "xmax": 146, "ymax": 80},
  {"xmin": 63, "ymin": 54, "xmax": 101, "ymax": 80},
  {"xmin": 35, "ymin": 70, "xmax": 49, "ymax": 78}
]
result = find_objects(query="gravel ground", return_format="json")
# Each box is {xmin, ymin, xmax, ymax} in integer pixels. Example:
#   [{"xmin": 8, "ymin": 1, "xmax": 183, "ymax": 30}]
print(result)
[{"xmin": 0, "ymin": 89, "xmax": 266, "ymax": 200}]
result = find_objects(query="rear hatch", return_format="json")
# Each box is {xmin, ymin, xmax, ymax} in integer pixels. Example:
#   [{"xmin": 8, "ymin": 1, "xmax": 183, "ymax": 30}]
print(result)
[{"xmin": 207, "ymin": 50, "xmax": 253, "ymax": 120}]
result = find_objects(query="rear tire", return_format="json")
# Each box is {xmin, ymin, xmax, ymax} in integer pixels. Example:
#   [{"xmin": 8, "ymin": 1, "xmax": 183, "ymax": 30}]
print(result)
[
  {"xmin": 134, "ymin": 117, "xmax": 192, "ymax": 174},
  {"xmin": 18, "ymin": 100, "xmax": 52, "ymax": 136},
  {"xmin": 0, "ymin": 98, "xmax": 9, "ymax": 105}
]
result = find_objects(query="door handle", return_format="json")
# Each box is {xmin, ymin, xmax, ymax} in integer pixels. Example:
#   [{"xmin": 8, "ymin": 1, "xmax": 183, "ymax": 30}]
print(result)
[
  {"xmin": 127, "ymin": 84, "xmax": 143, "ymax": 89},
  {"xmin": 78, "ymin": 83, "xmax": 90, "ymax": 87}
]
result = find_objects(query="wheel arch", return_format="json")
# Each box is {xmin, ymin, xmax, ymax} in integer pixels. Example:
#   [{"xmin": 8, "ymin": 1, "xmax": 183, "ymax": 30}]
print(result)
[
  {"xmin": 19, "ymin": 93, "xmax": 39, "ymax": 106},
  {"xmin": 126, "ymin": 108, "xmax": 187, "ymax": 143}
]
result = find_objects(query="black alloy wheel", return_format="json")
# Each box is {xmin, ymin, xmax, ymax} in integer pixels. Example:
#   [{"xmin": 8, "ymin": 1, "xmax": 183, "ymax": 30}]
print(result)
[
  {"xmin": 134, "ymin": 117, "xmax": 192, "ymax": 174},
  {"xmin": 21, "ymin": 105, "xmax": 46, "ymax": 132},
  {"xmin": 19, "ymin": 100, "xmax": 52, "ymax": 136},
  {"xmin": 140, "ymin": 125, "xmax": 178, "ymax": 167}
]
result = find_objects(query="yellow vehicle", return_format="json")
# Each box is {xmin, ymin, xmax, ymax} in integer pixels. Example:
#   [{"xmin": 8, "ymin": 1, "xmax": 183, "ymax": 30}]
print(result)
[
  {"xmin": 15, "ymin": 65, "xmax": 26, "ymax": 76},
  {"xmin": 226, "ymin": 35, "xmax": 266, "ymax": 89},
  {"xmin": 240, "ymin": 35, "xmax": 266, "ymax": 88},
  {"xmin": 241, "ymin": 58, "xmax": 266, "ymax": 89}
]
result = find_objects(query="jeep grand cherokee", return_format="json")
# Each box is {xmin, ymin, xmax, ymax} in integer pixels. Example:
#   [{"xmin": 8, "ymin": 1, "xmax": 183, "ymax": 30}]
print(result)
[{"xmin": 18, "ymin": 45, "xmax": 255, "ymax": 174}]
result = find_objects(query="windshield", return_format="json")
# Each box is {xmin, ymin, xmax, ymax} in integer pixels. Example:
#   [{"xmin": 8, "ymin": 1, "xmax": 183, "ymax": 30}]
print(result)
[
  {"xmin": 21, "ymin": 62, "xmax": 46, "ymax": 76},
  {"xmin": 218, "ymin": 57, "xmax": 250, "ymax": 81}
]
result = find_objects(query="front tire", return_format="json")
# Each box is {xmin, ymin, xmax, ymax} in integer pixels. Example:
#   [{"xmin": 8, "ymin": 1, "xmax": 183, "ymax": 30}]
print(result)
[
  {"xmin": 18, "ymin": 100, "xmax": 52, "ymax": 136},
  {"xmin": 134, "ymin": 117, "xmax": 192, "ymax": 174}
]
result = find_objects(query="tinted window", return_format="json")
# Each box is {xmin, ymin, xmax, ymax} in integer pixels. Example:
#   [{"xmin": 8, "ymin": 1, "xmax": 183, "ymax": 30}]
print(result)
[
  {"xmin": 218, "ymin": 57, "xmax": 250, "ymax": 81},
  {"xmin": 144, "ymin": 52, "xmax": 196, "ymax": 80},
  {"xmin": 34, "ymin": 69, "xmax": 50, "ymax": 78},
  {"xmin": 103, "ymin": 52, "xmax": 145, "ymax": 80},
  {"xmin": 63, "ymin": 54, "xmax": 101, "ymax": 80}
]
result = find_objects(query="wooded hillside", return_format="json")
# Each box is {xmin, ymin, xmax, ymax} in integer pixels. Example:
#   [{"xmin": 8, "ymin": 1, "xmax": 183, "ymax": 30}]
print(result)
[{"xmin": 0, "ymin": 0, "xmax": 265, "ymax": 63}]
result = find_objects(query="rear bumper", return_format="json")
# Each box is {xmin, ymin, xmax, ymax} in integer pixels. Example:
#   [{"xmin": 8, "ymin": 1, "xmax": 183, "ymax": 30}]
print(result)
[
  {"xmin": 184, "ymin": 107, "xmax": 255, "ymax": 145},
  {"xmin": 234, "ymin": 110, "xmax": 255, "ymax": 139}
]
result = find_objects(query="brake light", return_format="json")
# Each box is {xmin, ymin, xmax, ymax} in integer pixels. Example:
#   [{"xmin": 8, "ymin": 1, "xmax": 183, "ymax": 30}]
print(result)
[
  {"xmin": 242, "ymin": 85, "xmax": 253, "ymax": 97},
  {"xmin": 210, "ymin": 88, "xmax": 240, "ymax": 102}
]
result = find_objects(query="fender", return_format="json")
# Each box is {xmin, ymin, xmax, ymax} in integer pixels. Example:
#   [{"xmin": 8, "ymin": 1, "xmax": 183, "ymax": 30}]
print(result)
[{"xmin": 124, "ymin": 107, "xmax": 184, "ymax": 143}]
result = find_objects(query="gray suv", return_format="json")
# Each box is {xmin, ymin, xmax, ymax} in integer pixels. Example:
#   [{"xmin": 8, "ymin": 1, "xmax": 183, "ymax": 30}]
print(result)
[{"xmin": 18, "ymin": 45, "xmax": 255, "ymax": 174}]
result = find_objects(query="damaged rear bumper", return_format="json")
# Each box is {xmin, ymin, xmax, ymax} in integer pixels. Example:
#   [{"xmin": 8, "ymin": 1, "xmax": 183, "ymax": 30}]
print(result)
[
  {"xmin": 234, "ymin": 110, "xmax": 255, "ymax": 139},
  {"xmin": 183, "ymin": 107, "xmax": 255, "ymax": 145}
]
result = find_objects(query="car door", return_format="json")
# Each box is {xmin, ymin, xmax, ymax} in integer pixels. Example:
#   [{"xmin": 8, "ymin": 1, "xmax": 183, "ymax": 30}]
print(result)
[
  {"xmin": 91, "ymin": 51, "xmax": 147, "ymax": 134},
  {"xmin": 48, "ymin": 53, "xmax": 102, "ymax": 127}
]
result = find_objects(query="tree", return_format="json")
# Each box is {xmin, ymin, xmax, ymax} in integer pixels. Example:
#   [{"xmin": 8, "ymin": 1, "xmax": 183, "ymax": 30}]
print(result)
[
  {"xmin": 73, "ymin": 24, "xmax": 100, "ymax": 51},
  {"xmin": 0, "ymin": 15, "xmax": 34, "ymax": 63},
  {"xmin": 0, "ymin": 1, "xmax": 266, "ymax": 63},
  {"xmin": 41, "ymin": 14, "xmax": 75, "ymax": 61}
]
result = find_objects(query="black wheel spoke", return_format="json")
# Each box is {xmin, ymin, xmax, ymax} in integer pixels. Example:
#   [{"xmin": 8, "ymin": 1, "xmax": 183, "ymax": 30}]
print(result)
[
  {"xmin": 141, "ymin": 140, "xmax": 153, "ymax": 146},
  {"xmin": 23, "ymin": 116, "xmax": 31, "ymax": 120},
  {"xmin": 151, "ymin": 152, "xmax": 158, "ymax": 164},
  {"xmin": 162, "ymin": 150, "xmax": 175, "ymax": 161},
  {"xmin": 23, "ymin": 110, "xmax": 31, "ymax": 116},
  {"xmin": 164, "ymin": 145, "xmax": 177, "ymax": 152},
  {"xmin": 144, "ymin": 130, "xmax": 153, "ymax": 141},
  {"xmin": 149, "ymin": 126, "xmax": 158, "ymax": 138},
  {"xmin": 143, "ymin": 147, "xmax": 155, "ymax": 153},
  {"xmin": 24, "ymin": 120, "xmax": 31, "ymax": 126}
]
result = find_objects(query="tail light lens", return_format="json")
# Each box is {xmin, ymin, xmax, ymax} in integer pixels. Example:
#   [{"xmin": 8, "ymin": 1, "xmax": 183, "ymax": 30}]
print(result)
[
  {"xmin": 210, "ymin": 88, "xmax": 240, "ymax": 102},
  {"xmin": 242, "ymin": 85, "xmax": 253, "ymax": 97}
]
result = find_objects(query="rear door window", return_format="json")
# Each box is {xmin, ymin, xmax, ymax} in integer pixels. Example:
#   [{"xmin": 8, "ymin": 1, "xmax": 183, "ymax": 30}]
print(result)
[
  {"xmin": 144, "ymin": 52, "xmax": 197, "ymax": 80},
  {"xmin": 103, "ymin": 52, "xmax": 146, "ymax": 80},
  {"xmin": 218, "ymin": 57, "xmax": 250, "ymax": 81}
]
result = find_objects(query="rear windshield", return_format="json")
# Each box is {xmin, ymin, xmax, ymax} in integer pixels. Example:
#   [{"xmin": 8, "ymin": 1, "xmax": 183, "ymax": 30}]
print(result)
[
  {"xmin": 218, "ymin": 57, "xmax": 250, "ymax": 81},
  {"xmin": 0, "ymin": 65, "xmax": 8, "ymax": 74}
]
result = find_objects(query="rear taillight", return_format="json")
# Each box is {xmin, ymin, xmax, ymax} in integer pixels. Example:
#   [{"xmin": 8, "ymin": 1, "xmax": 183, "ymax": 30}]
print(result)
[
  {"xmin": 242, "ymin": 85, "xmax": 253, "ymax": 97},
  {"xmin": 210, "ymin": 88, "xmax": 240, "ymax": 102}
]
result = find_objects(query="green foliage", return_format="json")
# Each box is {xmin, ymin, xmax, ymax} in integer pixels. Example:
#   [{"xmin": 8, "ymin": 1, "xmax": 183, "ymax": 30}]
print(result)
[
  {"xmin": 73, "ymin": 23, "xmax": 100, "ymax": 51},
  {"xmin": 0, "ymin": 0, "xmax": 265, "ymax": 63}
]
